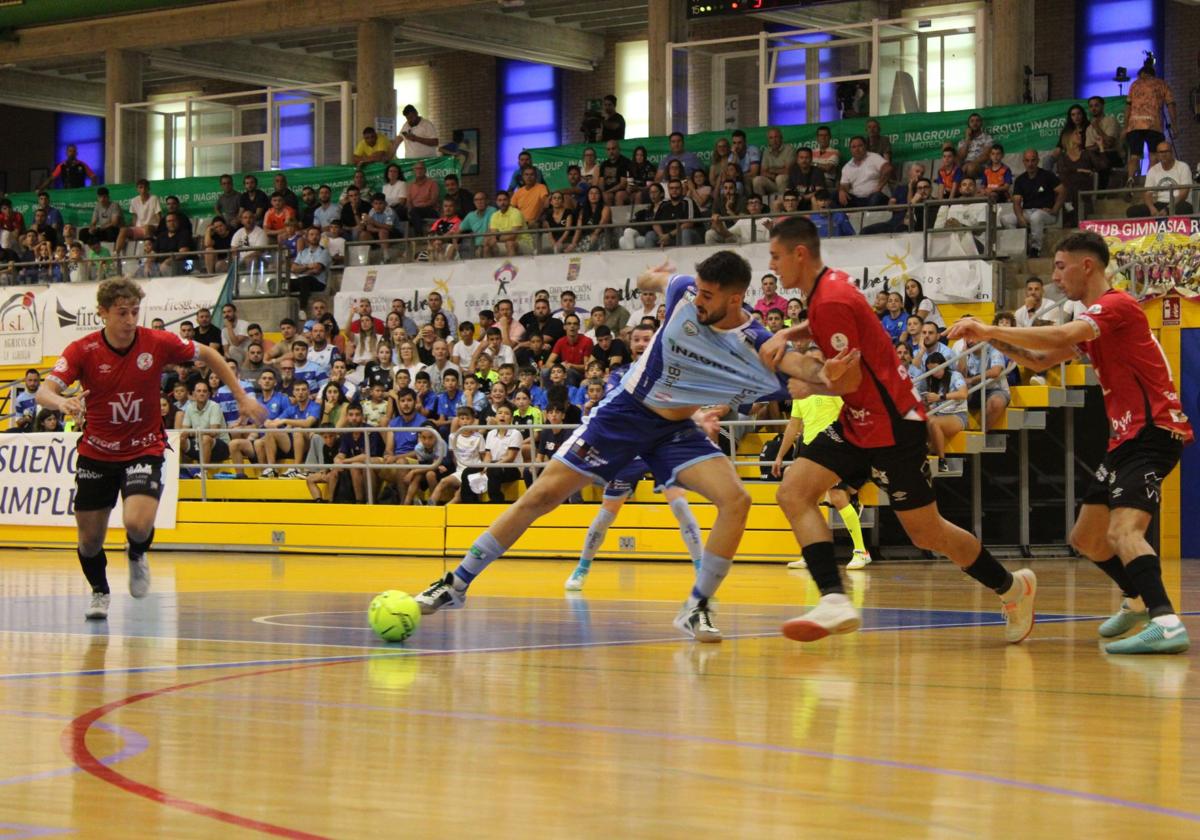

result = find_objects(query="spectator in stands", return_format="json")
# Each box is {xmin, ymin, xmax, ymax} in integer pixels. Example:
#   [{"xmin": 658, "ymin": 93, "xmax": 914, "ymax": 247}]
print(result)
[
  {"xmin": 1055, "ymin": 128, "xmax": 1104, "ymax": 224},
  {"xmin": 711, "ymin": 178, "xmax": 743, "ymax": 222},
  {"xmin": 1085, "ymin": 96, "xmax": 1123, "ymax": 178},
  {"xmin": 579, "ymin": 146, "xmax": 601, "ymax": 186},
  {"xmin": 505, "ymin": 151, "xmax": 545, "ymax": 195},
  {"xmin": 457, "ymin": 191, "xmax": 495, "ymax": 259},
  {"xmin": 626, "ymin": 146, "xmax": 656, "ymax": 205},
  {"xmin": 784, "ymin": 148, "xmax": 823, "ymax": 211},
  {"xmin": 340, "ymin": 169, "xmax": 373, "ymax": 205},
  {"xmin": 333, "ymin": 403, "xmax": 387, "ymax": 503},
  {"xmin": 35, "ymin": 192, "xmax": 63, "ymax": 232},
  {"xmin": 1013, "ymin": 276, "xmax": 1062, "ymax": 327},
  {"xmin": 932, "ymin": 176, "xmax": 988, "ymax": 256},
  {"xmin": 684, "ymin": 169, "xmax": 714, "ymax": 216},
  {"xmin": 979, "ymin": 144, "xmax": 1014, "ymax": 203},
  {"xmin": 999, "ymin": 149, "xmax": 1064, "ymax": 257},
  {"xmin": 873, "ymin": 291, "xmax": 905, "ymax": 342},
  {"xmin": 547, "ymin": 313, "xmax": 593, "ymax": 386},
  {"xmin": 242, "ymin": 341, "xmax": 268, "ymax": 380},
  {"xmin": 959, "ymin": 332, "xmax": 1011, "ymax": 428},
  {"xmin": 239, "ymin": 174, "xmax": 269, "ymax": 223},
  {"xmin": 290, "ymin": 338, "xmax": 328, "ymax": 395},
  {"xmin": 935, "ymin": 145, "xmax": 964, "ymax": 200},
  {"xmin": 81, "ymin": 187, "xmax": 122, "ymax": 251},
  {"xmin": 957, "ymin": 112, "xmax": 993, "ymax": 174},
  {"xmin": 919, "ymin": 351, "xmax": 969, "ymax": 459},
  {"xmin": 752, "ymin": 128, "xmax": 794, "ymax": 200},
  {"xmin": 212, "ymin": 174, "xmax": 240, "ymax": 227},
  {"xmin": 707, "ymin": 137, "xmax": 732, "ymax": 187},
  {"xmin": 811, "ymin": 126, "xmax": 840, "ymax": 190},
  {"xmin": 656, "ymin": 131, "xmax": 703, "ymax": 181},
  {"xmin": 397, "ymin": 104, "xmax": 439, "ymax": 158},
  {"xmin": 178, "ymin": 379, "xmax": 229, "ymax": 467},
  {"xmin": 38, "ymin": 144, "xmax": 97, "ymax": 191},
  {"xmin": 150, "ymin": 212, "xmax": 194, "ymax": 275},
  {"xmin": 475, "ymin": 327, "xmax": 517, "ymax": 370},
  {"xmin": 1128, "ymin": 141, "xmax": 1193, "ymax": 216},
  {"xmin": 730, "ymin": 129, "xmax": 761, "ymax": 189},
  {"xmin": 707, "ymin": 194, "xmax": 770, "ymax": 245},
  {"xmin": 0, "ymin": 199, "xmax": 24, "ymax": 251},
  {"xmin": 402, "ymin": 427, "xmax": 450, "ymax": 504},
  {"xmin": 312, "ymin": 185, "xmax": 340, "ymax": 233},
  {"xmin": 428, "ymin": 197, "xmax": 463, "ymax": 261},
  {"xmin": 809, "ymin": 190, "xmax": 856, "ymax": 237},
  {"xmin": 459, "ymin": 404, "xmax": 521, "ymax": 503},
  {"xmin": 513, "ymin": 167, "xmax": 551, "ymax": 227},
  {"xmin": 324, "ymin": 220, "xmax": 346, "ymax": 264},
  {"xmin": 338, "ymin": 186, "xmax": 371, "ymax": 239},
  {"xmin": 597, "ymin": 287, "xmax": 629, "ymax": 334},
  {"xmin": 540, "ymin": 190, "xmax": 579, "ymax": 254},
  {"xmin": 361, "ymin": 191, "xmax": 400, "ymax": 250},
  {"xmin": 913, "ymin": 321, "xmax": 952, "ymax": 372},
  {"xmin": 1125, "ymin": 64, "xmax": 1176, "ymax": 183},
  {"xmin": 865, "ymin": 118, "xmax": 892, "ymax": 162},
  {"xmin": 271, "ymin": 174, "xmax": 299, "ymax": 212},
  {"xmin": 600, "ymin": 94, "xmax": 625, "ymax": 141},
  {"xmin": 751, "ymin": 274, "xmax": 786, "ymax": 320},
  {"xmin": 230, "ymin": 208, "xmax": 268, "ymax": 267},
  {"xmin": 291, "ymin": 226, "xmax": 330, "ymax": 312},
  {"xmin": 599, "ymin": 140, "xmax": 633, "ymax": 207},
  {"xmin": 838, "ymin": 136, "xmax": 889, "ymax": 208},
  {"xmin": 114, "ymin": 179, "xmax": 161, "ymax": 260},
  {"xmin": 864, "ymin": 172, "xmax": 935, "ymax": 235},
  {"xmin": 187, "ymin": 308, "xmax": 220, "ymax": 350},
  {"xmin": 265, "ymin": 318, "xmax": 298, "ymax": 361},
  {"xmin": 29, "ymin": 208, "xmax": 60, "ymax": 249},
  {"xmin": 389, "ymin": 299, "xmax": 419, "ymax": 337},
  {"xmin": 418, "ymin": 291, "xmax": 457, "ymax": 333},
  {"xmin": 449, "ymin": 320, "xmax": 479, "ymax": 371},
  {"xmin": 263, "ymin": 192, "xmax": 297, "ymax": 244},
  {"xmin": 354, "ymin": 126, "xmax": 393, "ymax": 165},
  {"xmin": 903, "ymin": 279, "xmax": 945, "ymax": 330},
  {"xmin": 219, "ymin": 304, "xmax": 250, "ymax": 364},
  {"xmin": 646, "ymin": 179, "xmax": 700, "ymax": 247},
  {"xmin": 10, "ymin": 369, "xmax": 39, "ymax": 431},
  {"xmin": 591, "ymin": 325, "xmax": 630, "ymax": 370},
  {"xmin": 258, "ymin": 378, "xmax": 320, "ymax": 475},
  {"xmin": 306, "ymin": 322, "xmax": 341, "ymax": 374},
  {"xmin": 485, "ymin": 190, "xmax": 531, "ymax": 257},
  {"xmin": 618, "ymin": 182, "xmax": 664, "ymax": 250},
  {"xmin": 430, "ymin": 312, "xmax": 453, "ymax": 340},
  {"xmin": 420, "ymin": 340, "xmax": 460, "ymax": 394},
  {"xmin": 576, "ymin": 186, "xmax": 612, "ymax": 252},
  {"xmin": 298, "ymin": 186, "xmax": 319, "ymax": 228}
]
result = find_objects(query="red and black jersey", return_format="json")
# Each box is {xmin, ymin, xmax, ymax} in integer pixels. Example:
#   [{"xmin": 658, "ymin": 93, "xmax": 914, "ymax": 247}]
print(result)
[
  {"xmin": 806, "ymin": 267, "xmax": 926, "ymax": 447},
  {"xmin": 1076, "ymin": 288, "xmax": 1193, "ymax": 450},
  {"xmin": 48, "ymin": 327, "xmax": 199, "ymax": 462}
]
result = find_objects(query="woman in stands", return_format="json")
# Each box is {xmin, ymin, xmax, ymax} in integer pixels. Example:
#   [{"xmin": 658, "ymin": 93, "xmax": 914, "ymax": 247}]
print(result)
[
  {"xmin": 577, "ymin": 186, "xmax": 612, "ymax": 252},
  {"xmin": 431, "ymin": 311, "xmax": 452, "ymax": 340},
  {"xmin": 540, "ymin": 190, "xmax": 579, "ymax": 254},
  {"xmin": 903, "ymin": 278, "xmax": 945, "ymax": 330},
  {"xmin": 686, "ymin": 169, "xmax": 713, "ymax": 216},
  {"xmin": 660, "ymin": 158, "xmax": 687, "ymax": 195},
  {"xmin": 395, "ymin": 339, "xmax": 424, "ymax": 380},
  {"xmin": 708, "ymin": 137, "xmax": 732, "ymax": 187},
  {"xmin": 627, "ymin": 146, "xmax": 656, "ymax": 205},
  {"xmin": 713, "ymin": 160, "xmax": 745, "ymax": 200},
  {"xmin": 1055, "ymin": 127, "xmax": 1103, "ymax": 226},
  {"xmin": 351, "ymin": 313, "xmax": 384, "ymax": 366},
  {"xmin": 919, "ymin": 351, "xmax": 969, "ymax": 462},
  {"xmin": 320, "ymin": 383, "xmax": 349, "ymax": 429},
  {"xmin": 579, "ymin": 146, "xmax": 601, "ymax": 186},
  {"xmin": 362, "ymin": 341, "xmax": 398, "ymax": 391}
]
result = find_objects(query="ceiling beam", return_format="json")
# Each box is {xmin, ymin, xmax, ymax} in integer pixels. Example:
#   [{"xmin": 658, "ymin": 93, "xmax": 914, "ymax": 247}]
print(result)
[
  {"xmin": 395, "ymin": 9, "xmax": 606, "ymax": 71},
  {"xmin": 0, "ymin": 68, "xmax": 106, "ymax": 116},
  {"xmin": 0, "ymin": 0, "xmax": 480, "ymax": 65},
  {"xmin": 148, "ymin": 43, "xmax": 354, "ymax": 87}
]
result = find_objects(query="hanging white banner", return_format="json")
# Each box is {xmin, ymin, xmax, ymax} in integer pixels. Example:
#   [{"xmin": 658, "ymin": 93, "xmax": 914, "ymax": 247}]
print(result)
[
  {"xmin": 0, "ymin": 287, "xmax": 48, "ymax": 365},
  {"xmin": 0, "ymin": 431, "xmax": 181, "ymax": 528},
  {"xmin": 335, "ymin": 234, "xmax": 990, "ymax": 327}
]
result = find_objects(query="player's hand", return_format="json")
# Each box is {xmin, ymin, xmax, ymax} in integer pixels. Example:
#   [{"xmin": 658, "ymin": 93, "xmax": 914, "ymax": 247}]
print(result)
[
  {"xmin": 238, "ymin": 395, "xmax": 267, "ymax": 425},
  {"xmin": 945, "ymin": 317, "xmax": 988, "ymax": 343},
  {"xmin": 771, "ymin": 455, "xmax": 785, "ymax": 478},
  {"xmin": 759, "ymin": 324, "xmax": 809, "ymax": 370},
  {"xmin": 821, "ymin": 347, "xmax": 861, "ymax": 384},
  {"xmin": 787, "ymin": 377, "xmax": 817, "ymax": 400},
  {"xmin": 691, "ymin": 407, "xmax": 723, "ymax": 439},
  {"xmin": 60, "ymin": 389, "xmax": 89, "ymax": 415}
]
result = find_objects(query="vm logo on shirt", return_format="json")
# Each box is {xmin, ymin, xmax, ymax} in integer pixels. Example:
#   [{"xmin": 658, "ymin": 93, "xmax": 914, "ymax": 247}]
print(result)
[{"xmin": 109, "ymin": 392, "xmax": 143, "ymax": 424}]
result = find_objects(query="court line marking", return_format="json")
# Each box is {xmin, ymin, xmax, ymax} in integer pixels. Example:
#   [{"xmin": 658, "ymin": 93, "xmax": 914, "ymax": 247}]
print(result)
[{"xmin": 0, "ymin": 711, "xmax": 148, "ymax": 788}]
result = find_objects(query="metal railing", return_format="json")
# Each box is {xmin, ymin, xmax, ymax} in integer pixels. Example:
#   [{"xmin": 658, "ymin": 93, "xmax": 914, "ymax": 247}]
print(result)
[{"xmin": 1079, "ymin": 184, "xmax": 1197, "ymax": 222}]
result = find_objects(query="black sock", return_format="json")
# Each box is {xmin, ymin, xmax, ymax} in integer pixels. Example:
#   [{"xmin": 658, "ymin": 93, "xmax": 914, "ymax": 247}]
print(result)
[
  {"xmin": 801, "ymin": 541, "xmax": 844, "ymax": 595},
  {"xmin": 128, "ymin": 528, "xmax": 155, "ymax": 558},
  {"xmin": 78, "ymin": 549, "xmax": 109, "ymax": 594},
  {"xmin": 1124, "ymin": 555, "xmax": 1175, "ymax": 618},
  {"xmin": 962, "ymin": 547, "xmax": 1014, "ymax": 595},
  {"xmin": 1095, "ymin": 556, "xmax": 1140, "ymax": 599}
]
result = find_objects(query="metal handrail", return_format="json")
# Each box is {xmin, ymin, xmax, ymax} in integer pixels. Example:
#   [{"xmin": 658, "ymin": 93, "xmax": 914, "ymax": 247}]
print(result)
[
  {"xmin": 0, "ymin": 244, "xmax": 290, "ymax": 286},
  {"xmin": 1078, "ymin": 184, "xmax": 1197, "ymax": 221}
]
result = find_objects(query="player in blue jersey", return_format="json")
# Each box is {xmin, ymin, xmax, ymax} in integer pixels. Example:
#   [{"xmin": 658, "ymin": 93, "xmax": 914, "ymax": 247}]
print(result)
[
  {"xmin": 564, "ymin": 322, "xmax": 704, "ymax": 590},
  {"xmin": 412, "ymin": 251, "xmax": 799, "ymax": 642}
]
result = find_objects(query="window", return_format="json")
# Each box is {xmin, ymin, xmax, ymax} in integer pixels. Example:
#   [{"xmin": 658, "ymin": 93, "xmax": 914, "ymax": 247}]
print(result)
[
  {"xmin": 1077, "ymin": 0, "xmax": 1162, "ymax": 99},
  {"xmin": 497, "ymin": 60, "xmax": 560, "ymax": 191},
  {"xmin": 615, "ymin": 41, "xmax": 649, "ymax": 140},
  {"xmin": 55, "ymin": 113, "xmax": 104, "ymax": 184},
  {"xmin": 394, "ymin": 65, "xmax": 429, "ymax": 126}
]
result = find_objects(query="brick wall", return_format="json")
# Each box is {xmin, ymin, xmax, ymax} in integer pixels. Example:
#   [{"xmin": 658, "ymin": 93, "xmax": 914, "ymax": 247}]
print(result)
[
  {"xmin": 416, "ymin": 51, "xmax": 498, "ymax": 196},
  {"xmin": 1033, "ymin": 1, "xmax": 1074, "ymax": 102},
  {"xmin": 1163, "ymin": 2, "xmax": 1199, "ymax": 167}
]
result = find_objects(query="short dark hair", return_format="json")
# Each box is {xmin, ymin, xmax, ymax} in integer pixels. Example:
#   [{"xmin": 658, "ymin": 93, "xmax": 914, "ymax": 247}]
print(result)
[
  {"xmin": 1024, "ymin": 276, "xmax": 1043, "ymax": 288},
  {"xmin": 595, "ymin": 325, "xmax": 612, "ymax": 338},
  {"xmin": 992, "ymin": 143, "xmax": 1005, "ymax": 155},
  {"xmin": 695, "ymin": 250, "xmax": 752, "ymax": 292},
  {"xmin": 395, "ymin": 387, "xmax": 416, "ymax": 401},
  {"xmin": 1056, "ymin": 230, "xmax": 1110, "ymax": 268},
  {"xmin": 604, "ymin": 94, "xmax": 617, "ymax": 105},
  {"xmin": 96, "ymin": 187, "xmax": 109, "ymax": 197},
  {"xmin": 279, "ymin": 318, "xmax": 297, "ymax": 328},
  {"xmin": 770, "ymin": 216, "xmax": 821, "ymax": 257}
]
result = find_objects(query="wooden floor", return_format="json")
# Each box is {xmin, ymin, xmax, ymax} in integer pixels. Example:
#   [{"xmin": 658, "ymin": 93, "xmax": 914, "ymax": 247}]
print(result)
[{"xmin": 0, "ymin": 550, "xmax": 1196, "ymax": 839}]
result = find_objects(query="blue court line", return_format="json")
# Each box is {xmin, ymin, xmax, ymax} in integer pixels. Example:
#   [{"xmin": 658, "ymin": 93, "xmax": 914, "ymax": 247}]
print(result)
[{"xmin": 0, "ymin": 710, "xmax": 148, "ymax": 789}]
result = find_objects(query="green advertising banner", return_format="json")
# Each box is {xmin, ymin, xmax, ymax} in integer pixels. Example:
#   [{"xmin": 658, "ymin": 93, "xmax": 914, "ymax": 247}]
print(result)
[
  {"xmin": 6, "ymin": 156, "xmax": 462, "ymax": 229},
  {"xmin": 526, "ymin": 97, "xmax": 1126, "ymax": 191}
]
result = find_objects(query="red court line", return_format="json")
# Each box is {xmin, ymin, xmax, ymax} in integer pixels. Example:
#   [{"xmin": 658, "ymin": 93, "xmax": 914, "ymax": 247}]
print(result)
[{"xmin": 61, "ymin": 659, "xmax": 358, "ymax": 840}]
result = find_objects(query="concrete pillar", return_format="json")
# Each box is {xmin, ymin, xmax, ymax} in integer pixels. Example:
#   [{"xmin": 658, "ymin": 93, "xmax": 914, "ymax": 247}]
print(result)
[
  {"xmin": 648, "ymin": 0, "xmax": 687, "ymax": 136},
  {"xmin": 105, "ymin": 48, "xmax": 143, "ymax": 184},
  {"xmin": 991, "ymin": 0, "xmax": 1034, "ymax": 106},
  {"xmin": 356, "ymin": 19, "xmax": 396, "ymax": 152}
]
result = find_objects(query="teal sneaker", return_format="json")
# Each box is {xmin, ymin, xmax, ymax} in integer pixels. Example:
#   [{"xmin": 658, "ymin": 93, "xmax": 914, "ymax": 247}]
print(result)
[
  {"xmin": 564, "ymin": 566, "xmax": 589, "ymax": 592},
  {"xmin": 1104, "ymin": 620, "xmax": 1190, "ymax": 655},
  {"xmin": 1098, "ymin": 599, "xmax": 1149, "ymax": 638}
]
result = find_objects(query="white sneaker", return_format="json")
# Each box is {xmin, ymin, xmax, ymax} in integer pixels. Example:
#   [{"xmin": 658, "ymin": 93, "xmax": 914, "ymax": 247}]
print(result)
[
  {"xmin": 261, "ymin": 468, "xmax": 276, "ymax": 478},
  {"xmin": 564, "ymin": 566, "xmax": 588, "ymax": 591},
  {"xmin": 1029, "ymin": 375, "xmax": 1046, "ymax": 386},
  {"xmin": 282, "ymin": 468, "xmax": 301, "ymax": 479},
  {"xmin": 781, "ymin": 593, "xmax": 861, "ymax": 642},
  {"xmin": 128, "ymin": 554, "xmax": 151, "ymax": 598},
  {"xmin": 85, "ymin": 591, "xmax": 110, "ymax": 620},
  {"xmin": 787, "ymin": 558, "xmax": 807, "ymax": 569},
  {"xmin": 673, "ymin": 597, "xmax": 722, "ymax": 643},
  {"xmin": 415, "ymin": 572, "xmax": 467, "ymax": 615},
  {"xmin": 1001, "ymin": 568, "xmax": 1037, "ymax": 643},
  {"xmin": 846, "ymin": 549, "xmax": 872, "ymax": 570}
]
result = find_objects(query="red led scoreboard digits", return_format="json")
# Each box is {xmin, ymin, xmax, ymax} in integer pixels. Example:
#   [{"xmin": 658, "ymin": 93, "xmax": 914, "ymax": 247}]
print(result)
[{"xmin": 688, "ymin": 0, "xmax": 842, "ymax": 19}]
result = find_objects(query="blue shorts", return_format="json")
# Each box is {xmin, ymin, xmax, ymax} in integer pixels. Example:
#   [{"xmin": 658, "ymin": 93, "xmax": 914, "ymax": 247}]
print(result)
[
  {"xmin": 555, "ymin": 390, "xmax": 723, "ymax": 491},
  {"xmin": 603, "ymin": 458, "xmax": 659, "ymax": 499}
]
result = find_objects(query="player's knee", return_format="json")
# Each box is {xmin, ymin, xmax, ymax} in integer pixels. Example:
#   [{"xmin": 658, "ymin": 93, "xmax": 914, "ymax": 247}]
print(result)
[
  {"xmin": 1069, "ymin": 525, "xmax": 1102, "ymax": 559},
  {"xmin": 718, "ymin": 487, "xmax": 752, "ymax": 519},
  {"xmin": 906, "ymin": 521, "xmax": 943, "ymax": 552},
  {"xmin": 1106, "ymin": 522, "xmax": 1142, "ymax": 558}
]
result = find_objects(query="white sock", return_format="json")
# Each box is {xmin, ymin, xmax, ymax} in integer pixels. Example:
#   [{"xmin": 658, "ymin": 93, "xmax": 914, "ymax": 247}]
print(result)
[
  {"xmin": 1151, "ymin": 614, "xmax": 1181, "ymax": 628},
  {"xmin": 578, "ymin": 507, "xmax": 617, "ymax": 570},
  {"xmin": 668, "ymin": 497, "xmax": 703, "ymax": 568}
]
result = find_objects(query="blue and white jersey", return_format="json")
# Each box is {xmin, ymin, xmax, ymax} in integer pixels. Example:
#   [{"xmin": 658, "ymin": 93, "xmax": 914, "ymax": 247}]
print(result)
[
  {"xmin": 622, "ymin": 274, "xmax": 784, "ymax": 410},
  {"xmin": 214, "ymin": 379, "xmax": 256, "ymax": 425},
  {"xmin": 12, "ymin": 388, "xmax": 36, "ymax": 421},
  {"xmin": 293, "ymin": 360, "xmax": 327, "ymax": 394},
  {"xmin": 962, "ymin": 344, "xmax": 1010, "ymax": 393}
]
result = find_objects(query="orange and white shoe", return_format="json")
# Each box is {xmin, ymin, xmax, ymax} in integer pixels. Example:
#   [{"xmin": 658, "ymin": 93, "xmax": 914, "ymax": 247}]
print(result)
[
  {"xmin": 781, "ymin": 593, "xmax": 861, "ymax": 642},
  {"xmin": 1001, "ymin": 568, "xmax": 1037, "ymax": 643}
]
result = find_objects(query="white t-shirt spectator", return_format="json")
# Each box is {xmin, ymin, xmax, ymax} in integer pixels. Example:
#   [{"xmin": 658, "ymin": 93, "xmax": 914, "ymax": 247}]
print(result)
[
  {"xmin": 484, "ymin": 344, "xmax": 516, "ymax": 368},
  {"xmin": 382, "ymin": 180, "xmax": 408, "ymax": 206},
  {"xmin": 451, "ymin": 339, "xmax": 479, "ymax": 370},
  {"xmin": 725, "ymin": 217, "xmax": 773, "ymax": 244},
  {"xmin": 403, "ymin": 118, "xmax": 439, "ymax": 158},
  {"xmin": 484, "ymin": 427, "xmax": 523, "ymax": 464},
  {"xmin": 1014, "ymin": 299, "xmax": 1062, "ymax": 327},
  {"xmin": 1144, "ymin": 159, "xmax": 1192, "ymax": 201},
  {"xmin": 231, "ymin": 225, "xmax": 268, "ymax": 249},
  {"xmin": 222, "ymin": 318, "xmax": 251, "ymax": 363},
  {"xmin": 129, "ymin": 194, "xmax": 162, "ymax": 228},
  {"xmin": 840, "ymin": 152, "xmax": 887, "ymax": 198},
  {"xmin": 451, "ymin": 430, "xmax": 485, "ymax": 479}
]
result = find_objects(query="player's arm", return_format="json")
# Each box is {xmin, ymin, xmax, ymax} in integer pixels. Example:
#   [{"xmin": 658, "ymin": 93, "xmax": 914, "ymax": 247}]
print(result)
[
  {"xmin": 771, "ymin": 415, "xmax": 803, "ymax": 478},
  {"xmin": 636, "ymin": 260, "xmax": 675, "ymax": 295},
  {"xmin": 946, "ymin": 318, "xmax": 1088, "ymax": 372},
  {"xmin": 196, "ymin": 343, "xmax": 266, "ymax": 423},
  {"xmin": 35, "ymin": 378, "xmax": 87, "ymax": 416}
]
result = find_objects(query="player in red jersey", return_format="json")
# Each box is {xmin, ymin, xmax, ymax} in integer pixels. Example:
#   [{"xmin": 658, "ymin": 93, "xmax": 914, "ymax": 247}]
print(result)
[
  {"xmin": 37, "ymin": 278, "xmax": 265, "ymax": 621},
  {"xmin": 761, "ymin": 217, "xmax": 1037, "ymax": 644},
  {"xmin": 948, "ymin": 231, "xmax": 1192, "ymax": 654}
]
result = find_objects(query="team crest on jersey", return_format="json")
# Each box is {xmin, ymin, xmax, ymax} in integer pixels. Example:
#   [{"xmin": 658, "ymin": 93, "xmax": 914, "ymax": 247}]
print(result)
[
  {"xmin": 136, "ymin": 352, "xmax": 154, "ymax": 371},
  {"xmin": 830, "ymin": 333, "xmax": 848, "ymax": 351},
  {"xmin": 99, "ymin": 364, "xmax": 113, "ymax": 374},
  {"xmin": 1087, "ymin": 304, "xmax": 1103, "ymax": 315},
  {"xmin": 683, "ymin": 321, "xmax": 699, "ymax": 336},
  {"xmin": 53, "ymin": 357, "xmax": 68, "ymax": 373}
]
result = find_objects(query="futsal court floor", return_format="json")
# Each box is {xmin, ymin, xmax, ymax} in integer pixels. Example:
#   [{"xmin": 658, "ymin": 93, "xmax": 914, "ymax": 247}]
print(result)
[{"xmin": 0, "ymin": 550, "xmax": 1196, "ymax": 839}]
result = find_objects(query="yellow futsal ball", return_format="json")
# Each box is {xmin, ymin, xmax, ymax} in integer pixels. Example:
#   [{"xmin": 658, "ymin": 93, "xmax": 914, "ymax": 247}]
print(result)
[{"xmin": 368, "ymin": 590, "xmax": 422, "ymax": 642}]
